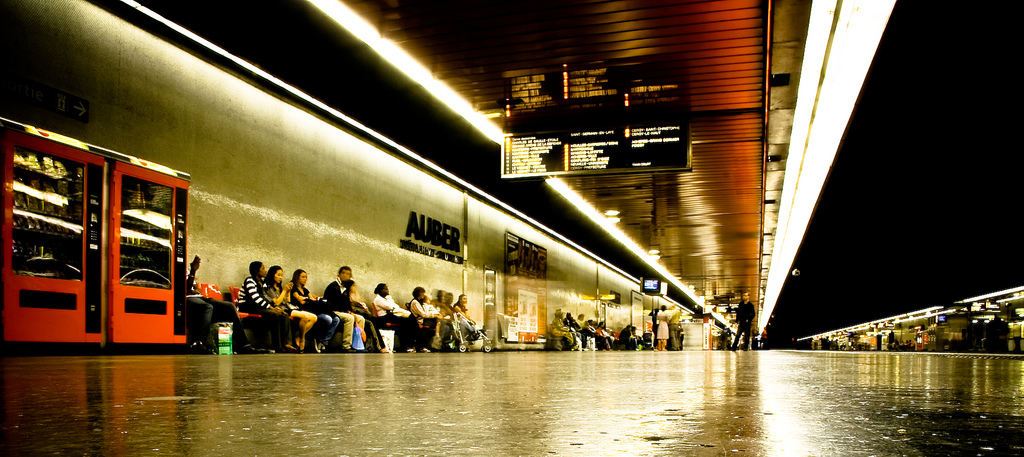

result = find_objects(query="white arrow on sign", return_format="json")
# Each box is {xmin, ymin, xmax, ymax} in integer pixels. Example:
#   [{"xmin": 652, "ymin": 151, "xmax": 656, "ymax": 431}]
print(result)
[{"xmin": 75, "ymin": 101, "xmax": 86, "ymax": 117}]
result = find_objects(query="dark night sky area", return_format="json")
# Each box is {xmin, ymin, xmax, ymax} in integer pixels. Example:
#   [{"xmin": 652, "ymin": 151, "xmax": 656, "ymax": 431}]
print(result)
[{"xmin": 770, "ymin": 0, "xmax": 1024, "ymax": 345}]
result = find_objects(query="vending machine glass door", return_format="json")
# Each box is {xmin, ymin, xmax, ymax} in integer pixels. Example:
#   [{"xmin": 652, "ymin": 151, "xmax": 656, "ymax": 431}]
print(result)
[
  {"xmin": 109, "ymin": 163, "xmax": 187, "ymax": 344},
  {"xmin": 2, "ymin": 131, "xmax": 103, "ymax": 343},
  {"xmin": 11, "ymin": 146, "xmax": 85, "ymax": 280},
  {"xmin": 117, "ymin": 175, "xmax": 173, "ymax": 290}
]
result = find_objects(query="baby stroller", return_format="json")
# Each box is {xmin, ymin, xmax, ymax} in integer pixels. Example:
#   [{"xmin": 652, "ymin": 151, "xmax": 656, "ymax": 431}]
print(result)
[{"xmin": 449, "ymin": 318, "xmax": 493, "ymax": 353}]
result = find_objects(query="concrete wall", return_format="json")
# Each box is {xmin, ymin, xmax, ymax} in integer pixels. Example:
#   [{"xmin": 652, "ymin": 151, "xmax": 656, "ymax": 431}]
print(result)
[{"xmin": 0, "ymin": 0, "xmax": 665, "ymax": 348}]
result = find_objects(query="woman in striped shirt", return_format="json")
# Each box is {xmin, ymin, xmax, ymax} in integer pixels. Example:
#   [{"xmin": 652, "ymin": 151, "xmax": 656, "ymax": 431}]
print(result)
[{"xmin": 237, "ymin": 261, "xmax": 295, "ymax": 352}]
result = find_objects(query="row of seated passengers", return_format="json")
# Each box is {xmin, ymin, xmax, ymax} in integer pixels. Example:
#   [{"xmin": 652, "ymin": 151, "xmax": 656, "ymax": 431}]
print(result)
[
  {"xmin": 185, "ymin": 256, "xmax": 480, "ymax": 354},
  {"xmin": 547, "ymin": 309, "xmax": 645, "ymax": 351}
]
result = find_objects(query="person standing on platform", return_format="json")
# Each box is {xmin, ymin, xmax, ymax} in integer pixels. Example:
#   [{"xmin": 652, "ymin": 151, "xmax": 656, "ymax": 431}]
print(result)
[
  {"xmin": 667, "ymin": 306, "xmax": 683, "ymax": 350},
  {"xmin": 731, "ymin": 292, "xmax": 755, "ymax": 351},
  {"xmin": 649, "ymin": 306, "xmax": 662, "ymax": 348},
  {"xmin": 987, "ymin": 317, "xmax": 1009, "ymax": 353},
  {"xmin": 656, "ymin": 305, "xmax": 670, "ymax": 351}
]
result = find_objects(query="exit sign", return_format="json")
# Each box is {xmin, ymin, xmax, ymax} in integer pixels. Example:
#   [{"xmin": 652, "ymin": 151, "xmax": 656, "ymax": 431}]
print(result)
[{"xmin": 2, "ymin": 73, "xmax": 89, "ymax": 123}]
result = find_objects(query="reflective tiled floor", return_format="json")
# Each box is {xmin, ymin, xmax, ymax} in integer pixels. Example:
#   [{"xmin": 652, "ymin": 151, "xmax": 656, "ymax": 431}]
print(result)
[{"xmin": 2, "ymin": 351, "xmax": 1023, "ymax": 456}]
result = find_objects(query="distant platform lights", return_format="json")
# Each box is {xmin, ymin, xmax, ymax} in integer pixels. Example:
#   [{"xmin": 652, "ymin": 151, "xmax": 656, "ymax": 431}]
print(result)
[{"xmin": 760, "ymin": 0, "xmax": 898, "ymax": 334}]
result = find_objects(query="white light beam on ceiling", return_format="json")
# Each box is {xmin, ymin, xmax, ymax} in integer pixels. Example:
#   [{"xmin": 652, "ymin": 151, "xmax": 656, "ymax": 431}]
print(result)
[
  {"xmin": 547, "ymin": 177, "xmax": 706, "ymax": 308},
  {"xmin": 760, "ymin": 0, "xmax": 896, "ymax": 334},
  {"xmin": 305, "ymin": 0, "xmax": 505, "ymax": 144}
]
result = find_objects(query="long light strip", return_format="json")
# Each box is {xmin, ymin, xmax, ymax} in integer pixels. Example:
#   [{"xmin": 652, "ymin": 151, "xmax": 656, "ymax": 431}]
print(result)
[
  {"xmin": 547, "ymin": 177, "xmax": 705, "ymax": 308},
  {"xmin": 662, "ymin": 295, "xmax": 731, "ymax": 327},
  {"xmin": 797, "ymin": 305, "xmax": 944, "ymax": 341},
  {"xmin": 954, "ymin": 285, "xmax": 1024, "ymax": 304},
  {"xmin": 661, "ymin": 296, "xmax": 695, "ymax": 316},
  {"xmin": 710, "ymin": 311, "xmax": 729, "ymax": 327},
  {"xmin": 118, "ymin": 1, "xmax": 640, "ymax": 284},
  {"xmin": 892, "ymin": 308, "xmax": 956, "ymax": 324},
  {"xmin": 761, "ymin": 0, "xmax": 896, "ymax": 333},
  {"xmin": 304, "ymin": 0, "xmax": 504, "ymax": 144}
]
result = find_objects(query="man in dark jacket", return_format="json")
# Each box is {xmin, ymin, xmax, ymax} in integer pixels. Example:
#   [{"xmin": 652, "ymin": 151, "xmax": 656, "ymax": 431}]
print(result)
[
  {"xmin": 731, "ymin": 292, "xmax": 756, "ymax": 351},
  {"xmin": 322, "ymin": 266, "xmax": 357, "ymax": 351},
  {"xmin": 986, "ymin": 317, "xmax": 1010, "ymax": 353}
]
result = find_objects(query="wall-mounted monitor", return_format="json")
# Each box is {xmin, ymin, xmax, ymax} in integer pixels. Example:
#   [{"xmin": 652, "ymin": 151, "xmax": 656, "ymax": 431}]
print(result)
[{"xmin": 641, "ymin": 277, "xmax": 663, "ymax": 295}]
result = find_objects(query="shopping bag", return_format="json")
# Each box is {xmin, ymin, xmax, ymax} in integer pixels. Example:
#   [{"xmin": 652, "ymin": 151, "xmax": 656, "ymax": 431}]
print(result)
[
  {"xmin": 379, "ymin": 329, "xmax": 395, "ymax": 353},
  {"xmin": 352, "ymin": 326, "xmax": 365, "ymax": 351}
]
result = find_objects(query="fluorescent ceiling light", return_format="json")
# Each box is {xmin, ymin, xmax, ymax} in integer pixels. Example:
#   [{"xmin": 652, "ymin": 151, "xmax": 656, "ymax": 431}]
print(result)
[
  {"xmin": 661, "ymin": 296, "xmax": 695, "ymax": 315},
  {"xmin": 604, "ymin": 210, "xmax": 620, "ymax": 217},
  {"xmin": 304, "ymin": 0, "xmax": 504, "ymax": 143},
  {"xmin": 955, "ymin": 285, "xmax": 1024, "ymax": 304},
  {"xmin": 761, "ymin": 0, "xmax": 896, "ymax": 333},
  {"xmin": 547, "ymin": 177, "xmax": 705, "ymax": 307},
  {"xmin": 710, "ymin": 311, "xmax": 728, "ymax": 327},
  {"xmin": 797, "ymin": 305, "xmax": 944, "ymax": 341}
]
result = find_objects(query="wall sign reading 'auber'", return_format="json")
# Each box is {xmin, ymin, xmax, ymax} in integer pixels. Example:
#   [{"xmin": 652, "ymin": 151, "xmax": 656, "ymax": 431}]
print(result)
[{"xmin": 401, "ymin": 211, "xmax": 463, "ymax": 264}]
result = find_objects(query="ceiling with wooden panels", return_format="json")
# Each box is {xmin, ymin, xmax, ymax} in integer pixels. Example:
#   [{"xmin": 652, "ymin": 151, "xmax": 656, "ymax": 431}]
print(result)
[{"xmin": 347, "ymin": 0, "xmax": 773, "ymax": 302}]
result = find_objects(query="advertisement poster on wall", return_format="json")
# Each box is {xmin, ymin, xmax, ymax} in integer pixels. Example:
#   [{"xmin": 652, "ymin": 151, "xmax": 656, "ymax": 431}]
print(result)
[{"xmin": 505, "ymin": 232, "xmax": 547, "ymax": 342}]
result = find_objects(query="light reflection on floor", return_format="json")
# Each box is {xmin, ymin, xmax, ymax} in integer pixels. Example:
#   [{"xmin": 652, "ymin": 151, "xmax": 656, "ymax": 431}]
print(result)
[{"xmin": 2, "ymin": 351, "xmax": 1023, "ymax": 455}]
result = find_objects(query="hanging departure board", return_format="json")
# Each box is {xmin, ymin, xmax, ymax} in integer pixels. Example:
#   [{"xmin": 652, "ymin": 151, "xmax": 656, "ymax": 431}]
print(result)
[{"xmin": 501, "ymin": 124, "xmax": 690, "ymax": 178}]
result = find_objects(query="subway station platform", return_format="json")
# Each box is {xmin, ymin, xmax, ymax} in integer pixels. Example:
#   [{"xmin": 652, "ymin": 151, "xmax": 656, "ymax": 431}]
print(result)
[{"xmin": 3, "ymin": 351, "xmax": 1023, "ymax": 456}]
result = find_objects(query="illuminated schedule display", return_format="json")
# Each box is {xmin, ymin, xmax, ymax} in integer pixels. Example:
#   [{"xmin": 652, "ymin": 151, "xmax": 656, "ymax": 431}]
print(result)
[{"xmin": 501, "ymin": 124, "xmax": 690, "ymax": 178}]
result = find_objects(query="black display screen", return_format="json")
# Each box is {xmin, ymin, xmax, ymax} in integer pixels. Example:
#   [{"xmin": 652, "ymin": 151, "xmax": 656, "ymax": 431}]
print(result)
[
  {"xmin": 502, "ymin": 124, "xmax": 690, "ymax": 178},
  {"xmin": 641, "ymin": 278, "xmax": 662, "ymax": 295}
]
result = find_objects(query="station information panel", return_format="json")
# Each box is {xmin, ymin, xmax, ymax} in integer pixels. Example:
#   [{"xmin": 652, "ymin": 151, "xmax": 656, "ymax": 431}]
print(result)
[{"xmin": 501, "ymin": 124, "xmax": 690, "ymax": 178}]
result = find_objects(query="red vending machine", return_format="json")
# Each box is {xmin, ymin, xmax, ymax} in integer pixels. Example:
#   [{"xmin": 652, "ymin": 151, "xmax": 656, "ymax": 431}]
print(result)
[
  {"xmin": 1, "ymin": 118, "xmax": 189, "ymax": 346},
  {"xmin": 108, "ymin": 159, "xmax": 189, "ymax": 344},
  {"xmin": 2, "ymin": 128, "xmax": 104, "ymax": 343}
]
